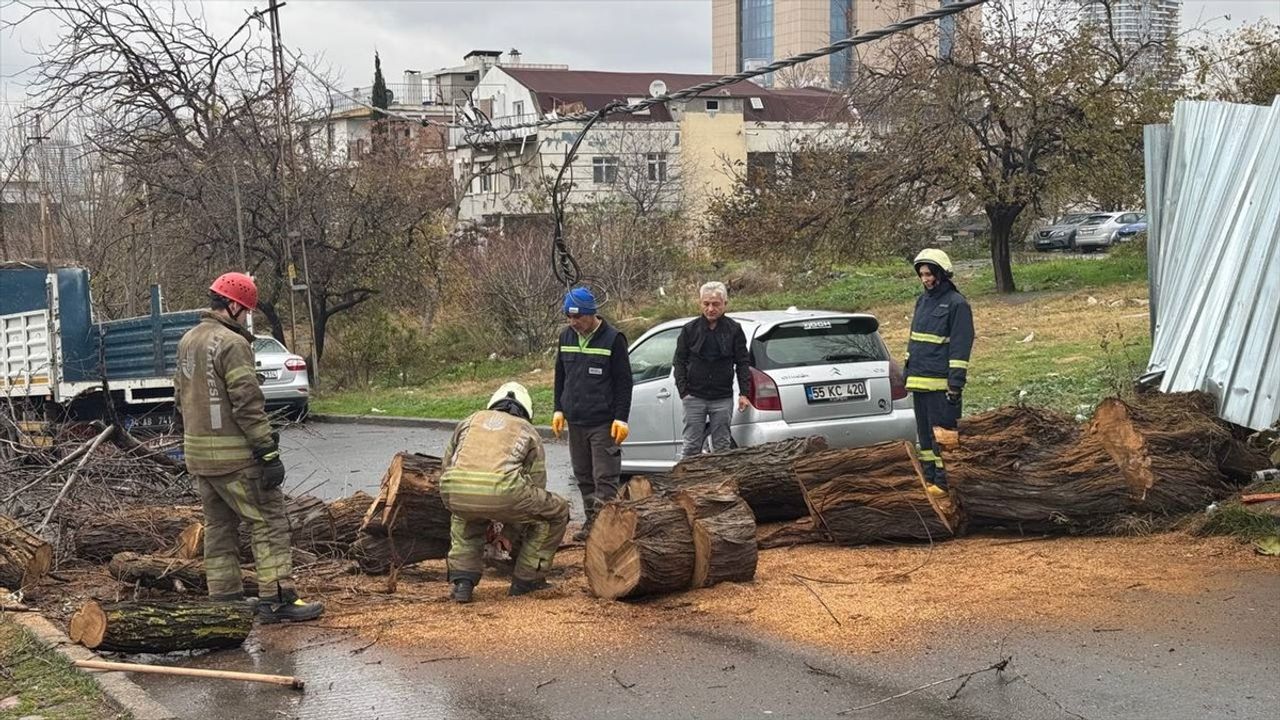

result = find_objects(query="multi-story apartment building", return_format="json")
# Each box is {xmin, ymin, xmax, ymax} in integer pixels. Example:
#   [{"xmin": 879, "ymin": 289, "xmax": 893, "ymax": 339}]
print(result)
[
  {"xmin": 1079, "ymin": 0, "xmax": 1181, "ymax": 83},
  {"xmin": 712, "ymin": 1, "xmax": 969, "ymax": 87},
  {"xmin": 448, "ymin": 65, "xmax": 859, "ymax": 224}
]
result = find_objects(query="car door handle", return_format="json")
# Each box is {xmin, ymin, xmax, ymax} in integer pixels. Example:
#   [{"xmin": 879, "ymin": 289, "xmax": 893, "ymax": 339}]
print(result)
[{"xmin": 656, "ymin": 388, "xmax": 671, "ymax": 399}]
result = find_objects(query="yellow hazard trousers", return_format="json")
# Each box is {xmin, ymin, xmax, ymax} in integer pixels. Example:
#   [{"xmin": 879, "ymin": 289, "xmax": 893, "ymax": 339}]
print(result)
[
  {"xmin": 446, "ymin": 485, "xmax": 569, "ymax": 584},
  {"xmin": 194, "ymin": 465, "xmax": 294, "ymax": 599}
]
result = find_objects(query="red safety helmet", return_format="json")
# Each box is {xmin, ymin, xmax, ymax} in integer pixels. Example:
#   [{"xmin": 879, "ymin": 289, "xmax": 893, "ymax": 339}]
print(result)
[{"xmin": 210, "ymin": 272, "xmax": 258, "ymax": 311}]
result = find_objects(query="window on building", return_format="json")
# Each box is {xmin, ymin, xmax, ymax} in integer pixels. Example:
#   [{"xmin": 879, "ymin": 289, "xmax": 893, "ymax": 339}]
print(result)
[
  {"xmin": 510, "ymin": 169, "xmax": 523, "ymax": 191},
  {"xmin": 593, "ymin": 156, "xmax": 619, "ymax": 184},
  {"xmin": 647, "ymin": 153, "xmax": 668, "ymax": 182},
  {"xmin": 480, "ymin": 171, "xmax": 493, "ymax": 193},
  {"xmin": 628, "ymin": 97, "xmax": 650, "ymax": 116},
  {"xmin": 465, "ymin": 74, "xmax": 477, "ymax": 82},
  {"xmin": 705, "ymin": 99, "xmax": 720, "ymax": 112},
  {"xmin": 513, "ymin": 100, "xmax": 524, "ymax": 118}
]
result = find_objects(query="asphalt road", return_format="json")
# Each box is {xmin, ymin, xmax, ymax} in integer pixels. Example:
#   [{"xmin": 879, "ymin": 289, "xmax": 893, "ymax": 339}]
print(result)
[{"xmin": 131, "ymin": 422, "xmax": 1279, "ymax": 720}]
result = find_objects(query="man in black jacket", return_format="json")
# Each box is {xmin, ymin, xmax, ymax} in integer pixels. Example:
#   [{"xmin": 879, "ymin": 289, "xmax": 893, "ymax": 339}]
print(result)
[
  {"xmin": 552, "ymin": 286, "xmax": 632, "ymax": 540},
  {"xmin": 673, "ymin": 281, "xmax": 751, "ymax": 458}
]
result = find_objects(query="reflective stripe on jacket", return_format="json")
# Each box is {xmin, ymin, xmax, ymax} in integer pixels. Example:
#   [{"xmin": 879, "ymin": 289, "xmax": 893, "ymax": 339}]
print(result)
[
  {"xmin": 904, "ymin": 281, "xmax": 974, "ymax": 392},
  {"xmin": 174, "ymin": 312, "xmax": 273, "ymax": 476},
  {"xmin": 440, "ymin": 410, "xmax": 547, "ymax": 514}
]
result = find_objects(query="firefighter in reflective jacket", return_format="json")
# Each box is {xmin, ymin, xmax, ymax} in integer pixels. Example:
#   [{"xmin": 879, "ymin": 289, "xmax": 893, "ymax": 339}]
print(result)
[
  {"xmin": 175, "ymin": 272, "xmax": 323, "ymax": 623},
  {"xmin": 903, "ymin": 249, "xmax": 974, "ymax": 494},
  {"xmin": 440, "ymin": 382, "xmax": 570, "ymax": 603}
]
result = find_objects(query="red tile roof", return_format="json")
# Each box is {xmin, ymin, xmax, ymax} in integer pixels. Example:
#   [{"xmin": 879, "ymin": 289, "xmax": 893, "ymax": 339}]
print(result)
[{"xmin": 499, "ymin": 68, "xmax": 852, "ymax": 123}]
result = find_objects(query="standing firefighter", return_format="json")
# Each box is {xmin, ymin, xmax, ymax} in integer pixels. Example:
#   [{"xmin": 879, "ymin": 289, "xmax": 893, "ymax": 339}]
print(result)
[
  {"xmin": 551, "ymin": 287, "xmax": 633, "ymax": 541},
  {"xmin": 175, "ymin": 273, "xmax": 323, "ymax": 623},
  {"xmin": 904, "ymin": 249, "xmax": 974, "ymax": 495},
  {"xmin": 441, "ymin": 382, "xmax": 570, "ymax": 602}
]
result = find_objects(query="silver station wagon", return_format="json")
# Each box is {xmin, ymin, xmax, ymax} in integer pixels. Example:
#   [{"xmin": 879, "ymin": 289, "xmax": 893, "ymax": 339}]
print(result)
[{"xmin": 621, "ymin": 309, "xmax": 916, "ymax": 475}]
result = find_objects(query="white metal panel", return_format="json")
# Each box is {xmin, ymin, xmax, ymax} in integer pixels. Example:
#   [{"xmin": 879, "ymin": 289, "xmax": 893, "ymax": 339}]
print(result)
[
  {"xmin": 1145, "ymin": 98, "xmax": 1280, "ymax": 430},
  {"xmin": 0, "ymin": 310, "xmax": 52, "ymax": 392}
]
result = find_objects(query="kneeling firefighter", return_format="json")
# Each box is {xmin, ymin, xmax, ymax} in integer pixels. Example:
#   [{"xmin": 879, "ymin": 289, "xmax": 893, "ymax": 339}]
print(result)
[
  {"xmin": 440, "ymin": 382, "xmax": 570, "ymax": 602},
  {"xmin": 904, "ymin": 249, "xmax": 974, "ymax": 495}
]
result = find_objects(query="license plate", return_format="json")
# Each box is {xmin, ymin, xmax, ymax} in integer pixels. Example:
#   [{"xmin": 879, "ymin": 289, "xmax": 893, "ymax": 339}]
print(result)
[
  {"xmin": 257, "ymin": 369, "xmax": 280, "ymax": 380},
  {"xmin": 805, "ymin": 380, "xmax": 868, "ymax": 403},
  {"xmin": 127, "ymin": 413, "xmax": 174, "ymax": 431}
]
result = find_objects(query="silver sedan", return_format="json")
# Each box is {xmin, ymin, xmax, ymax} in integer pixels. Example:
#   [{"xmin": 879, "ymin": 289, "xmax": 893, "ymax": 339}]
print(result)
[{"xmin": 253, "ymin": 335, "xmax": 310, "ymax": 419}]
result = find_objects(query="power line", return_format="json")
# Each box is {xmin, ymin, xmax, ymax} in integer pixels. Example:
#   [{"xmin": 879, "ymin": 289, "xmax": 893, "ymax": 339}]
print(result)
[{"xmin": 467, "ymin": 0, "xmax": 988, "ymax": 136}]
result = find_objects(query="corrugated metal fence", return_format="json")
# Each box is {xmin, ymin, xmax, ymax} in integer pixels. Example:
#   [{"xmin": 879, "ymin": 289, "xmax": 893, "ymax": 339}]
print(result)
[{"xmin": 1144, "ymin": 98, "xmax": 1280, "ymax": 430}]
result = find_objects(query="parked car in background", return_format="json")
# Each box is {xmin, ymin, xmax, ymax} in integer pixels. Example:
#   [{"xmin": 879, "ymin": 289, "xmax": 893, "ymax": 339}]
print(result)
[
  {"xmin": 1028, "ymin": 213, "xmax": 1094, "ymax": 251},
  {"xmin": 621, "ymin": 309, "xmax": 915, "ymax": 476},
  {"xmin": 1116, "ymin": 216, "xmax": 1148, "ymax": 239},
  {"xmin": 1074, "ymin": 211, "xmax": 1145, "ymax": 251},
  {"xmin": 253, "ymin": 336, "xmax": 310, "ymax": 419}
]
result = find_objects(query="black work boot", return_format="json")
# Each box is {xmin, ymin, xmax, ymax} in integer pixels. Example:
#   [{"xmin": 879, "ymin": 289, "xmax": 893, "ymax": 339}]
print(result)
[
  {"xmin": 257, "ymin": 587, "xmax": 324, "ymax": 624},
  {"xmin": 509, "ymin": 578, "xmax": 552, "ymax": 597},
  {"xmin": 450, "ymin": 579, "xmax": 475, "ymax": 604},
  {"xmin": 209, "ymin": 592, "xmax": 258, "ymax": 608}
]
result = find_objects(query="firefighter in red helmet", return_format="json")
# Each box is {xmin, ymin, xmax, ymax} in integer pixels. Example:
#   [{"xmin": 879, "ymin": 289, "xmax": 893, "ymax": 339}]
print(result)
[{"xmin": 174, "ymin": 272, "xmax": 323, "ymax": 623}]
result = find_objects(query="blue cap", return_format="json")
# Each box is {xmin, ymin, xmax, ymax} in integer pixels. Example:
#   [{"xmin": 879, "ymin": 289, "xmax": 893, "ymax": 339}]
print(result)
[{"xmin": 563, "ymin": 287, "xmax": 597, "ymax": 315}]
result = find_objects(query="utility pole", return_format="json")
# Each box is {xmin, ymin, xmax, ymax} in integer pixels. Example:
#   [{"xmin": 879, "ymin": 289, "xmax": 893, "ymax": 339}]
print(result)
[
  {"xmin": 32, "ymin": 115, "xmax": 53, "ymax": 275},
  {"xmin": 231, "ymin": 163, "xmax": 247, "ymax": 269},
  {"xmin": 265, "ymin": 0, "xmax": 320, "ymax": 383}
]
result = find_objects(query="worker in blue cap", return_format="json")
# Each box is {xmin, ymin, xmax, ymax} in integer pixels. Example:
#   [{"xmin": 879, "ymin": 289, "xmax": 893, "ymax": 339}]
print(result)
[{"xmin": 552, "ymin": 286, "xmax": 633, "ymax": 541}]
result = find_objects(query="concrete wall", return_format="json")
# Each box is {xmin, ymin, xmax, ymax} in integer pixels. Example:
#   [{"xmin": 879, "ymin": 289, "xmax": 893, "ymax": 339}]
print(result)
[{"xmin": 678, "ymin": 104, "xmax": 748, "ymax": 220}]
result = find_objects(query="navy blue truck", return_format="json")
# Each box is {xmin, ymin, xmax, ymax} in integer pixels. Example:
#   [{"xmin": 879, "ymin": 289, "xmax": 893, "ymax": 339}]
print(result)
[{"xmin": 0, "ymin": 262, "xmax": 200, "ymax": 429}]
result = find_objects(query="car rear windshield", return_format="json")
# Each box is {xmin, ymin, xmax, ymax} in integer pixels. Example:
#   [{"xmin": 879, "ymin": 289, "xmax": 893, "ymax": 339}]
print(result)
[
  {"xmin": 253, "ymin": 337, "xmax": 287, "ymax": 354},
  {"xmin": 753, "ymin": 317, "xmax": 886, "ymax": 370},
  {"xmin": 1082, "ymin": 215, "xmax": 1113, "ymax": 226}
]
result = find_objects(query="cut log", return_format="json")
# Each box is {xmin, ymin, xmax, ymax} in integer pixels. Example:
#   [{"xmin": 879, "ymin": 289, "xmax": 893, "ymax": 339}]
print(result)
[
  {"xmin": 171, "ymin": 523, "xmax": 204, "ymax": 560},
  {"xmin": 950, "ymin": 395, "xmax": 1232, "ymax": 532},
  {"xmin": 268, "ymin": 495, "xmax": 336, "ymax": 555},
  {"xmin": 756, "ymin": 517, "xmax": 828, "ymax": 549},
  {"xmin": 107, "ymin": 551, "xmax": 258, "ymax": 596},
  {"xmin": 351, "ymin": 453, "xmax": 451, "ymax": 574},
  {"xmin": 349, "ymin": 533, "xmax": 450, "ymax": 575},
  {"xmin": 68, "ymin": 599, "xmax": 253, "ymax": 653},
  {"xmin": 674, "ymin": 484, "xmax": 757, "ymax": 588},
  {"xmin": 670, "ymin": 437, "xmax": 828, "ymax": 522},
  {"xmin": 327, "ymin": 491, "xmax": 374, "ymax": 546},
  {"xmin": 794, "ymin": 441, "xmax": 957, "ymax": 545},
  {"xmin": 584, "ymin": 496, "xmax": 694, "ymax": 600},
  {"xmin": 0, "ymin": 515, "xmax": 52, "ymax": 594},
  {"xmin": 72, "ymin": 505, "xmax": 203, "ymax": 563},
  {"xmin": 621, "ymin": 476, "xmax": 657, "ymax": 501}
]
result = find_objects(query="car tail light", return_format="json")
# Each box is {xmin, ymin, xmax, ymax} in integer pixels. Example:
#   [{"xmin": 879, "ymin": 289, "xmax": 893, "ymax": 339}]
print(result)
[
  {"xmin": 747, "ymin": 367, "xmax": 782, "ymax": 412},
  {"xmin": 889, "ymin": 359, "xmax": 908, "ymax": 401},
  {"xmin": 285, "ymin": 358, "xmax": 307, "ymax": 371}
]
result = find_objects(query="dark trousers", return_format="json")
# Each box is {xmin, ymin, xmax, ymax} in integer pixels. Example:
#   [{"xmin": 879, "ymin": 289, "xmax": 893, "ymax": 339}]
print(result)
[
  {"xmin": 568, "ymin": 422, "xmax": 621, "ymax": 524},
  {"xmin": 913, "ymin": 390, "xmax": 961, "ymax": 488}
]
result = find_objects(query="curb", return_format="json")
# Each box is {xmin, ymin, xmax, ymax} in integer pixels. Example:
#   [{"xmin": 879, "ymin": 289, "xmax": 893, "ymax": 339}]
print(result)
[
  {"xmin": 11, "ymin": 612, "xmax": 177, "ymax": 720},
  {"xmin": 309, "ymin": 413, "xmax": 561, "ymax": 440}
]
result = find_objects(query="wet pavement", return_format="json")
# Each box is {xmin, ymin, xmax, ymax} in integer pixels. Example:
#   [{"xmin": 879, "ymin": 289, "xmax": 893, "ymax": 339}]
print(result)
[{"xmin": 126, "ymin": 423, "xmax": 1280, "ymax": 719}]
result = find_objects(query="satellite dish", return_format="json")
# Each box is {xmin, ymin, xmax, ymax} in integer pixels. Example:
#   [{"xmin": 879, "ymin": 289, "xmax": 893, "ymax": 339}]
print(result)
[{"xmin": 649, "ymin": 79, "xmax": 667, "ymax": 98}]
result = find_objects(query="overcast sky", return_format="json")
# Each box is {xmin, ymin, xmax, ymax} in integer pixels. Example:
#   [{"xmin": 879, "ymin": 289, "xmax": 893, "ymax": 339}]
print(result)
[{"xmin": 3, "ymin": 0, "xmax": 1279, "ymax": 104}]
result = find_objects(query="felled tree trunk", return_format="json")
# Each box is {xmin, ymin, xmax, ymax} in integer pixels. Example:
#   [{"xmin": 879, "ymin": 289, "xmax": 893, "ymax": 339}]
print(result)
[
  {"xmin": 674, "ymin": 484, "xmax": 757, "ymax": 587},
  {"xmin": 756, "ymin": 517, "xmax": 827, "ymax": 549},
  {"xmin": 69, "ymin": 600, "xmax": 253, "ymax": 653},
  {"xmin": 950, "ymin": 395, "xmax": 1233, "ymax": 532},
  {"xmin": 584, "ymin": 496, "xmax": 694, "ymax": 600},
  {"xmin": 352, "ymin": 453, "xmax": 451, "ymax": 574},
  {"xmin": 72, "ymin": 506, "xmax": 203, "ymax": 562},
  {"xmin": 108, "ymin": 551, "xmax": 258, "ymax": 596},
  {"xmin": 327, "ymin": 491, "xmax": 373, "ymax": 547},
  {"xmin": 267, "ymin": 495, "xmax": 335, "ymax": 555},
  {"xmin": 668, "ymin": 437, "xmax": 828, "ymax": 522},
  {"xmin": 794, "ymin": 441, "xmax": 957, "ymax": 545},
  {"xmin": 0, "ymin": 515, "xmax": 52, "ymax": 594}
]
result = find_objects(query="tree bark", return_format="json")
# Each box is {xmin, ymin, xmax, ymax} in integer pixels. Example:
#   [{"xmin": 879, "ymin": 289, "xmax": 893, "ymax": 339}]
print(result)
[
  {"xmin": 985, "ymin": 202, "xmax": 1023, "ymax": 294},
  {"xmin": 69, "ymin": 600, "xmax": 253, "ymax": 653},
  {"xmin": 0, "ymin": 515, "xmax": 53, "ymax": 594},
  {"xmin": 108, "ymin": 551, "xmax": 258, "ymax": 596},
  {"xmin": 674, "ymin": 484, "xmax": 758, "ymax": 588},
  {"xmin": 584, "ymin": 496, "xmax": 695, "ymax": 600},
  {"xmin": 72, "ymin": 506, "xmax": 204, "ymax": 563},
  {"xmin": 794, "ymin": 441, "xmax": 957, "ymax": 545},
  {"xmin": 328, "ymin": 491, "xmax": 374, "ymax": 547},
  {"xmin": 756, "ymin": 517, "xmax": 828, "ymax": 549},
  {"xmin": 668, "ymin": 437, "xmax": 828, "ymax": 522},
  {"xmin": 352, "ymin": 453, "xmax": 451, "ymax": 574}
]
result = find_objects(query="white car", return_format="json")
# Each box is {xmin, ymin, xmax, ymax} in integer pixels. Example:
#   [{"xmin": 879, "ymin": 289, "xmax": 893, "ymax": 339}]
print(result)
[
  {"xmin": 1073, "ymin": 211, "xmax": 1144, "ymax": 251},
  {"xmin": 252, "ymin": 335, "xmax": 310, "ymax": 419},
  {"xmin": 621, "ymin": 309, "xmax": 916, "ymax": 475}
]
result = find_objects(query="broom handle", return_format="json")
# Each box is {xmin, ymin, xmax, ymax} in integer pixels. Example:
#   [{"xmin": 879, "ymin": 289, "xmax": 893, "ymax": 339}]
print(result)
[{"xmin": 74, "ymin": 659, "xmax": 304, "ymax": 690}]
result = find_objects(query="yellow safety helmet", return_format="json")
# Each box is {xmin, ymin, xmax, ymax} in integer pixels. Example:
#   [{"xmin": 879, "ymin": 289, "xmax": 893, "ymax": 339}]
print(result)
[
  {"xmin": 913, "ymin": 248, "xmax": 954, "ymax": 277},
  {"xmin": 488, "ymin": 381, "xmax": 533, "ymax": 420}
]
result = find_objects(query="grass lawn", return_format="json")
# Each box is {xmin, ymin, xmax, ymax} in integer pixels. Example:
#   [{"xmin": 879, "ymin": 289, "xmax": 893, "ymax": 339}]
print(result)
[
  {"xmin": 0, "ymin": 617, "xmax": 125, "ymax": 720},
  {"xmin": 314, "ymin": 251, "xmax": 1152, "ymax": 421}
]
